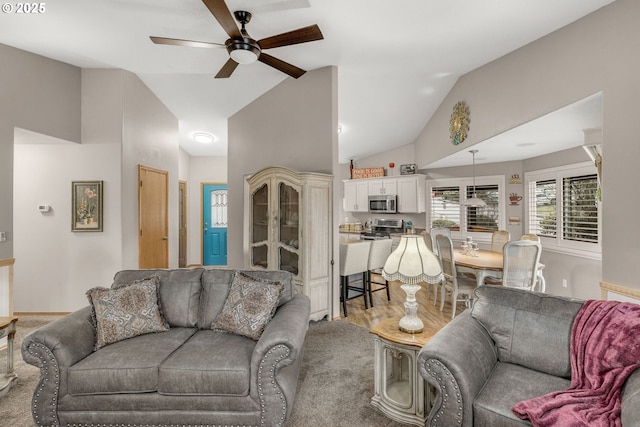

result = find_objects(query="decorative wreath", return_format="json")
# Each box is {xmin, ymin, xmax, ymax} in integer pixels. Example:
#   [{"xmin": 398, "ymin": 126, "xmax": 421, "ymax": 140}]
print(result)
[{"xmin": 450, "ymin": 101, "xmax": 470, "ymax": 145}]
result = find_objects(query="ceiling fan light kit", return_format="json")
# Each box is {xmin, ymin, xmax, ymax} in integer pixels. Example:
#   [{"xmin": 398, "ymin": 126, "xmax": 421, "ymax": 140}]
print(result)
[
  {"xmin": 150, "ymin": 0, "xmax": 323, "ymax": 79},
  {"xmin": 227, "ymin": 41, "xmax": 260, "ymax": 64}
]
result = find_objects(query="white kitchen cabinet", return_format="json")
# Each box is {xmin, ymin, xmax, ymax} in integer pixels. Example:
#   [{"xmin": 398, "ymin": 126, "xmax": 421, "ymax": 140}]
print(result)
[
  {"xmin": 247, "ymin": 166, "xmax": 333, "ymax": 321},
  {"xmin": 344, "ymin": 179, "xmax": 370, "ymax": 212},
  {"xmin": 397, "ymin": 175, "xmax": 427, "ymax": 213},
  {"xmin": 368, "ymin": 179, "xmax": 398, "ymax": 196},
  {"xmin": 343, "ymin": 175, "xmax": 426, "ymax": 213}
]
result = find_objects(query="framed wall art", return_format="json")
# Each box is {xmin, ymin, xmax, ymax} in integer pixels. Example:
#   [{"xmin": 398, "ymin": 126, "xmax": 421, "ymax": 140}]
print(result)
[
  {"xmin": 400, "ymin": 164, "xmax": 416, "ymax": 175},
  {"xmin": 72, "ymin": 180, "xmax": 103, "ymax": 232}
]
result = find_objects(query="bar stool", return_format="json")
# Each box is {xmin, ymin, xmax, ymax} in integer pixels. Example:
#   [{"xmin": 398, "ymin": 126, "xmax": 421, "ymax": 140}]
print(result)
[
  {"xmin": 339, "ymin": 241, "xmax": 371, "ymax": 317},
  {"xmin": 367, "ymin": 239, "xmax": 393, "ymax": 307}
]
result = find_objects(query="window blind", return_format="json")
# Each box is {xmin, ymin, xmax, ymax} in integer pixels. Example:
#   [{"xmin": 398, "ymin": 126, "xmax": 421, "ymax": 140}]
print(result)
[
  {"xmin": 466, "ymin": 184, "xmax": 499, "ymax": 232},
  {"xmin": 530, "ymin": 179, "xmax": 556, "ymax": 237},
  {"xmin": 562, "ymin": 174, "xmax": 598, "ymax": 243},
  {"xmin": 431, "ymin": 186, "xmax": 460, "ymax": 230}
]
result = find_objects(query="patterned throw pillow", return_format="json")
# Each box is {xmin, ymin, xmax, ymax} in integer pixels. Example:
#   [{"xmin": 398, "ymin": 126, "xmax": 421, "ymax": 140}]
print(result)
[
  {"xmin": 86, "ymin": 276, "xmax": 169, "ymax": 350},
  {"xmin": 212, "ymin": 271, "xmax": 284, "ymax": 341}
]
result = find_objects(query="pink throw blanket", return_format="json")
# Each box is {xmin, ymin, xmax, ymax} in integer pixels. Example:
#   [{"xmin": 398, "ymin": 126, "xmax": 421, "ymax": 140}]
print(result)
[{"xmin": 512, "ymin": 299, "xmax": 640, "ymax": 427}]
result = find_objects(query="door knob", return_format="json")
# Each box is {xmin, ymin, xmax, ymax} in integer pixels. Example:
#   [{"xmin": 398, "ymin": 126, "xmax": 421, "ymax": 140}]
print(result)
[{"xmin": 163, "ymin": 236, "xmax": 168, "ymax": 240}]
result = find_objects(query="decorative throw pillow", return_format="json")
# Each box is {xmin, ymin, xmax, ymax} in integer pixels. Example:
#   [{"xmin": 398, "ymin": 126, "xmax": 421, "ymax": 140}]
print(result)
[
  {"xmin": 86, "ymin": 276, "xmax": 169, "ymax": 350},
  {"xmin": 212, "ymin": 271, "xmax": 284, "ymax": 341}
]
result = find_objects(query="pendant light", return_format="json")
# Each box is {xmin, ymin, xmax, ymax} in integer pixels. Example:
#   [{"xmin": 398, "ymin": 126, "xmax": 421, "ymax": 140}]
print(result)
[{"xmin": 464, "ymin": 149, "xmax": 487, "ymax": 207}]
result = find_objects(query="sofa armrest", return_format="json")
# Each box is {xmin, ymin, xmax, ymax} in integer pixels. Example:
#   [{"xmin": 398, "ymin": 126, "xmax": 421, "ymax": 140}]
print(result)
[
  {"xmin": 21, "ymin": 306, "xmax": 95, "ymax": 427},
  {"xmin": 622, "ymin": 368, "xmax": 640, "ymax": 426},
  {"xmin": 417, "ymin": 310, "xmax": 498, "ymax": 427},
  {"xmin": 250, "ymin": 293, "xmax": 311, "ymax": 427}
]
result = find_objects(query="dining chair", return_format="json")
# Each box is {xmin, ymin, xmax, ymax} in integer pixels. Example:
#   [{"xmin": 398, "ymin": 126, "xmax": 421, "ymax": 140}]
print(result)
[
  {"xmin": 421, "ymin": 230, "xmax": 433, "ymax": 251},
  {"xmin": 429, "ymin": 227, "xmax": 451, "ymax": 255},
  {"xmin": 519, "ymin": 234, "xmax": 546, "ymax": 292},
  {"xmin": 501, "ymin": 240, "xmax": 542, "ymax": 291},
  {"xmin": 435, "ymin": 234, "xmax": 477, "ymax": 319},
  {"xmin": 367, "ymin": 238, "xmax": 393, "ymax": 307},
  {"xmin": 520, "ymin": 233, "xmax": 540, "ymax": 242},
  {"xmin": 420, "ymin": 231, "xmax": 439, "ymax": 305},
  {"xmin": 490, "ymin": 230, "xmax": 510, "ymax": 253},
  {"xmin": 339, "ymin": 241, "xmax": 372, "ymax": 317}
]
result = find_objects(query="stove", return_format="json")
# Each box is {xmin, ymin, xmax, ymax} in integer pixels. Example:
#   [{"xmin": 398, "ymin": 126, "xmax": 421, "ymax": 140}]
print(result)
[{"xmin": 361, "ymin": 218, "xmax": 404, "ymax": 240}]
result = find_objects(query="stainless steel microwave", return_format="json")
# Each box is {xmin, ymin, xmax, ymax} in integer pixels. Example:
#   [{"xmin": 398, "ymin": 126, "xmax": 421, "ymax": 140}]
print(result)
[{"xmin": 368, "ymin": 194, "xmax": 397, "ymax": 214}]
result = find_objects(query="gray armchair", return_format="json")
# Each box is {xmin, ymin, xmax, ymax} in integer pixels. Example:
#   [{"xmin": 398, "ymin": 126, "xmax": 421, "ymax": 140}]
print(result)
[{"xmin": 417, "ymin": 285, "xmax": 640, "ymax": 426}]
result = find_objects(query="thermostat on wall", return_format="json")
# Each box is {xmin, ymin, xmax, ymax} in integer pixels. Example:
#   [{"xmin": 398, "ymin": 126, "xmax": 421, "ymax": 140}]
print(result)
[{"xmin": 37, "ymin": 204, "xmax": 51, "ymax": 213}]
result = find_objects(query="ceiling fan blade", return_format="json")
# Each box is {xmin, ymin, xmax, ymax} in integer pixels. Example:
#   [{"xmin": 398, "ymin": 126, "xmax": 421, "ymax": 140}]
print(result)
[
  {"xmin": 258, "ymin": 53, "xmax": 306, "ymax": 79},
  {"xmin": 215, "ymin": 58, "xmax": 239, "ymax": 78},
  {"xmin": 150, "ymin": 36, "xmax": 225, "ymax": 49},
  {"xmin": 258, "ymin": 24, "xmax": 323, "ymax": 50},
  {"xmin": 202, "ymin": 0, "xmax": 241, "ymax": 38}
]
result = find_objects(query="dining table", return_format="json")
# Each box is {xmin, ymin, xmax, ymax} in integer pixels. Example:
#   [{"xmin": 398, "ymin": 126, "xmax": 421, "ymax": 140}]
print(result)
[
  {"xmin": 454, "ymin": 248, "xmax": 546, "ymax": 291},
  {"xmin": 454, "ymin": 249, "xmax": 504, "ymax": 287}
]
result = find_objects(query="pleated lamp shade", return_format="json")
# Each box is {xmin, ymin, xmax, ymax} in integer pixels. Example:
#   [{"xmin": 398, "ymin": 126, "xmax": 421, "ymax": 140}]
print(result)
[{"xmin": 382, "ymin": 235, "xmax": 443, "ymax": 285}]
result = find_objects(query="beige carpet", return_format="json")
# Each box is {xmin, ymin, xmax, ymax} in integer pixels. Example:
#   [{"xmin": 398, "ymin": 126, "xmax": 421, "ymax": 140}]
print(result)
[{"xmin": 0, "ymin": 315, "xmax": 412, "ymax": 427}]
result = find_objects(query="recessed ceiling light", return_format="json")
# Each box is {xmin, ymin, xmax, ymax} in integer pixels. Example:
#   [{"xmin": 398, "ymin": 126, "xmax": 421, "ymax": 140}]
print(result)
[{"xmin": 193, "ymin": 132, "xmax": 215, "ymax": 144}]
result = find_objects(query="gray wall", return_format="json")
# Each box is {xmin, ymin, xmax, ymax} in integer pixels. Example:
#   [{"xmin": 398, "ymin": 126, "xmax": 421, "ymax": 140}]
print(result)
[
  {"xmin": 81, "ymin": 68, "xmax": 180, "ymax": 271},
  {"xmin": 227, "ymin": 66, "xmax": 338, "ymax": 269},
  {"xmin": 0, "ymin": 43, "xmax": 81, "ymax": 260},
  {"xmin": 8, "ymin": 60, "xmax": 179, "ymax": 311},
  {"xmin": 120, "ymin": 71, "xmax": 180, "ymax": 269},
  {"xmin": 412, "ymin": 0, "xmax": 640, "ymax": 291}
]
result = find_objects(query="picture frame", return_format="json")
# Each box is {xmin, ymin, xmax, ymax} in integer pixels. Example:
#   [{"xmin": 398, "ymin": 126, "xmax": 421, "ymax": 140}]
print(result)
[
  {"xmin": 72, "ymin": 181, "xmax": 103, "ymax": 232},
  {"xmin": 400, "ymin": 164, "xmax": 416, "ymax": 175}
]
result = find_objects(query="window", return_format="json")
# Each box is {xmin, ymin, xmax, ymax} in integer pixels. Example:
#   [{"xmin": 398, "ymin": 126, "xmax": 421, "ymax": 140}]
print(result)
[
  {"xmin": 563, "ymin": 174, "xmax": 598, "ymax": 243},
  {"xmin": 531, "ymin": 179, "xmax": 556, "ymax": 238},
  {"xmin": 210, "ymin": 189, "xmax": 228, "ymax": 227},
  {"xmin": 466, "ymin": 184, "xmax": 500, "ymax": 232},
  {"xmin": 429, "ymin": 176, "xmax": 505, "ymax": 241},
  {"xmin": 431, "ymin": 186, "xmax": 460, "ymax": 230},
  {"xmin": 526, "ymin": 163, "xmax": 600, "ymax": 257}
]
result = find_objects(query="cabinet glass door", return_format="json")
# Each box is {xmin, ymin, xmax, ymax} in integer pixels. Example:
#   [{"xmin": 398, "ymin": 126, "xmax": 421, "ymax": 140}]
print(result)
[
  {"xmin": 278, "ymin": 182, "xmax": 299, "ymax": 275},
  {"xmin": 251, "ymin": 183, "xmax": 269, "ymax": 269},
  {"xmin": 384, "ymin": 347, "xmax": 412, "ymax": 408}
]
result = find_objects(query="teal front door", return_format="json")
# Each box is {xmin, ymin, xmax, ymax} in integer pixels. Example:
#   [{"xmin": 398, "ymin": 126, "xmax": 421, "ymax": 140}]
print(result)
[{"xmin": 203, "ymin": 184, "xmax": 228, "ymax": 266}]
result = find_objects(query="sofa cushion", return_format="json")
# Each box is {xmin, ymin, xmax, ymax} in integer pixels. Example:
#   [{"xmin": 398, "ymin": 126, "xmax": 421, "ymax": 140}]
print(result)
[
  {"xmin": 212, "ymin": 271, "xmax": 284, "ymax": 340},
  {"xmin": 67, "ymin": 328, "xmax": 196, "ymax": 395},
  {"xmin": 198, "ymin": 269, "xmax": 294, "ymax": 329},
  {"xmin": 471, "ymin": 286, "xmax": 583, "ymax": 378},
  {"xmin": 113, "ymin": 268, "xmax": 204, "ymax": 327},
  {"xmin": 158, "ymin": 330, "xmax": 256, "ymax": 396},
  {"xmin": 87, "ymin": 276, "xmax": 169, "ymax": 350},
  {"xmin": 474, "ymin": 362, "xmax": 570, "ymax": 426}
]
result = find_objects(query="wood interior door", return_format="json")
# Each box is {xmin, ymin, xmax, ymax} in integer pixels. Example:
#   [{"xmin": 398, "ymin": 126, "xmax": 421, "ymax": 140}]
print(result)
[
  {"xmin": 178, "ymin": 180, "xmax": 187, "ymax": 268},
  {"xmin": 138, "ymin": 165, "xmax": 169, "ymax": 268}
]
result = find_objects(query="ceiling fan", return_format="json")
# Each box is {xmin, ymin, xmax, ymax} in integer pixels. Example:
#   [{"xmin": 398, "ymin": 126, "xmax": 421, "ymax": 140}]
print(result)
[{"xmin": 150, "ymin": 0, "xmax": 323, "ymax": 79}]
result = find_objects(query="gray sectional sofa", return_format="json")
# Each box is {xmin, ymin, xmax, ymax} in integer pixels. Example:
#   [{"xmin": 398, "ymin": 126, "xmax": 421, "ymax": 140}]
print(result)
[
  {"xmin": 417, "ymin": 285, "xmax": 640, "ymax": 427},
  {"xmin": 21, "ymin": 268, "xmax": 310, "ymax": 427}
]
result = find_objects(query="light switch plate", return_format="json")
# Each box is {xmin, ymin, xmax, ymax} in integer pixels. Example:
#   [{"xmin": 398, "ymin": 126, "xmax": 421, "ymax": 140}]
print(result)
[{"xmin": 0, "ymin": 232, "xmax": 6, "ymax": 242}]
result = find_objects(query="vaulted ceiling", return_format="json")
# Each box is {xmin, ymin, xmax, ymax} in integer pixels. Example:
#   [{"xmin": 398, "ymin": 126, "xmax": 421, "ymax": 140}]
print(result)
[{"xmin": 0, "ymin": 0, "xmax": 614, "ymax": 163}]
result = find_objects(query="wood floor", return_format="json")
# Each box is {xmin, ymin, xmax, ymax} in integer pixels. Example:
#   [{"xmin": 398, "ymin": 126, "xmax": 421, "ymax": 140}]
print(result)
[{"xmin": 339, "ymin": 274, "xmax": 457, "ymax": 332}]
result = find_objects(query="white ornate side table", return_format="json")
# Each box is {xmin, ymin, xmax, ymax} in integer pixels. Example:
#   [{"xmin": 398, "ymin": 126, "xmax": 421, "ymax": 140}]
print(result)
[
  {"xmin": 370, "ymin": 317, "xmax": 436, "ymax": 426},
  {"xmin": 0, "ymin": 316, "xmax": 18, "ymax": 396}
]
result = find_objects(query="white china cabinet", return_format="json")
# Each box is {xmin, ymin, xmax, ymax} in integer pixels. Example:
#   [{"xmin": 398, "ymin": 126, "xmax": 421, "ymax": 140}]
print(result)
[{"xmin": 247, "ymin": 167, "xmax": 333, "ymax": 321}]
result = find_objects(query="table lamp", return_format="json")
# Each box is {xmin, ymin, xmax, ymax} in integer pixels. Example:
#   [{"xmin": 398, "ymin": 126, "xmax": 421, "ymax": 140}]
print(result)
[{"xmin": 382, "ymin": 235, "xmax": 443, "ymax": 333}]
